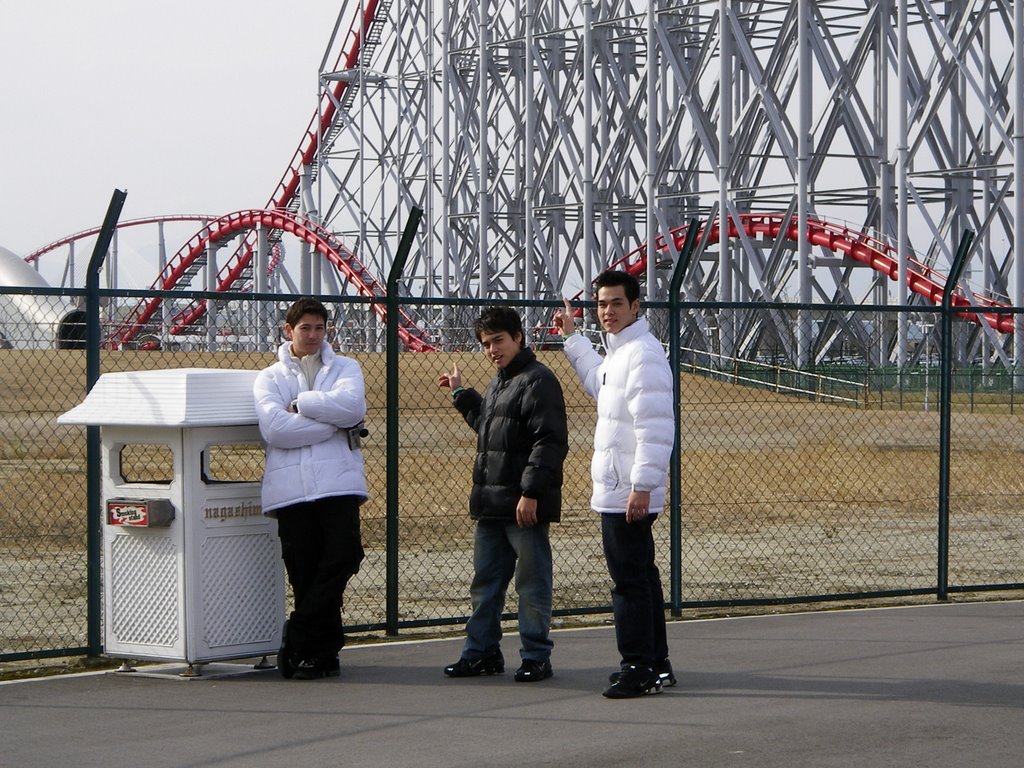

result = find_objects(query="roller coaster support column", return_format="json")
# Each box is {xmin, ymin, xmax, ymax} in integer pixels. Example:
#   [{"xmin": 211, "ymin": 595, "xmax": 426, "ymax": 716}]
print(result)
[
  {"xmin": 300, "ymin": 167, "xmax": 317, "ymax": 296},
  {"xmin": 937, "ymin": 229, "xmax": 974, "ymax": 601},
  {"xmin": 385, "ymin": 206, "xmax": 424, "ymax": 635},
  {"xmin": 256, "ymin": 224, "xmax": 270, "ymax": 351},
  {"xmin": 667, "ymin": 220, "xmax": 701, "ymax": 617},
  {"xmin": 896, "ymin": 0, "xmax": 910, "ymax": 370},
  {"xmin": 206, "ymin": 237, "xmax": 218, "ymax": 351},
  {"xmin": 159, "ymin": 222, "xmax": 170, "ymax": 348},
  {"xmin": 797, "ymin": 0, "xmax": 813, "ymax": 368},
  {"xmin": 85, "ymin": 188, "xmax": 127, "ymax": 655},
  {"xmin": 717, "ymin": 0, "xmax": 734, "ymax": 360},
  {"xmin": 1015, "ymin": 0, "xmax": 1024, "ymax": 385}
]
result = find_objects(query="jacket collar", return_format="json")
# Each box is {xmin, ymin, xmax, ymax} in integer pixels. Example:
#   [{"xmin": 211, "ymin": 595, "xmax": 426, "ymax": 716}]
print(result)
[
  {"xmin": 498, "ymin": 347, "xmax": 536, "ymax": 381},
  {"xmin": 604, "ymin": 315, "xmax": 649, "ymax": 353},
  {"xmin": 277, "ymin": 340, "xmax": 336, "ymax": 368}
]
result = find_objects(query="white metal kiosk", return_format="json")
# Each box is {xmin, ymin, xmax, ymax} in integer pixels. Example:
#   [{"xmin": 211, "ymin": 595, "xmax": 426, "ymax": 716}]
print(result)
[{"xmin": 59, "ymin": 368, "xmax": 284, "ymax": 670}]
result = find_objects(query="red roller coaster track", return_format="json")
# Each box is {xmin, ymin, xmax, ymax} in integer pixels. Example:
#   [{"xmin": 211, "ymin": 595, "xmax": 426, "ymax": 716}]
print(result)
[
  {"xmin": 31, "ymin": 209, "xmax": 1013, "ymax": 348},
  {"xmin": 103, "ymin": 0, "xmax": 410, "ymax": 349},
  {"xmin": 23, "ymin": 215, "xmax": 219, "ymax": 264},
  {"xmin": 107, "ymin": 209, "xmax": 435, "ymax": 351},
  {"xmin": 26, "ymin": 0, "xmax": 1012, "ymax": 346},
  {"xmin": 602, "ymin": 214, "xmax": 1012, "ymax": 334}
]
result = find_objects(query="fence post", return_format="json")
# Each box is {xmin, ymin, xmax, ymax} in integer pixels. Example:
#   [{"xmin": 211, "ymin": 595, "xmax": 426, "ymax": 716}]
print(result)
[
  {"xmin": 937, "ymin": 228, "xmax": 975, "ymax": 601},
  {"xmin": 385, "ymin": 206, "xmax": 423, "ymax": 635},
  {"xmin": 84, "ymin": 189, "xmax": 127, "ymax": 656},
  {"xmin": 667, "ymin": 219, "xmax": 700, "ymax": 617}
]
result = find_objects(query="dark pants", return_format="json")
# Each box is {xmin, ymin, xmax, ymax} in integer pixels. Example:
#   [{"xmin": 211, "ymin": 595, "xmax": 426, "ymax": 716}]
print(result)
[
  {"xmin": 601, "ymin": 513, "xmax": 668, "ymax": 670},
  {"xmin": 276, "ymin": 496, "xmax": 364, "ymax": 660}
]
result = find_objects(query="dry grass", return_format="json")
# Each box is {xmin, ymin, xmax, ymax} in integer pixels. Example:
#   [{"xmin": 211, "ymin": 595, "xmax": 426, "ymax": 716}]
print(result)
[{"xmin": 3, "ymin": 347, "xmax": 1024, "ymax": 534}]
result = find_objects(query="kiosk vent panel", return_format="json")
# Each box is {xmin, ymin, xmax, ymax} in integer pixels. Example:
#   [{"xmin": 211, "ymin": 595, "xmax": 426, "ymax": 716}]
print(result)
[
  {"xmin": 110, "ymin": 535, "xmax": 179, "ymax": 646},
  {"xmin": 200, "ymin": 533, "xmax": 280, "ymax": 647}
]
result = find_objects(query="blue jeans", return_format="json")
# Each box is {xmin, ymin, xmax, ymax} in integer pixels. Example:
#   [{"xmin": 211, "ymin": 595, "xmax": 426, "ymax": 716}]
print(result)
[
  {"xmin": 601, "ymin": 512, "xmax": 668, "ymax": 669},
  {"xmin": 461, "ymin": 520, "xmax": 554, "ymax": 663}
]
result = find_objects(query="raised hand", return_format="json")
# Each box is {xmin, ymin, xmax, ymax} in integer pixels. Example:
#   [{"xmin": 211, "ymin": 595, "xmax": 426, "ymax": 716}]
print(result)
[
  {"xmin": 553, "ymin": 297, "xmax": 577, "ymax": 337},
  {"xmin": 438, "ymin": 360, "xmax": 463, "ymax": 390}
]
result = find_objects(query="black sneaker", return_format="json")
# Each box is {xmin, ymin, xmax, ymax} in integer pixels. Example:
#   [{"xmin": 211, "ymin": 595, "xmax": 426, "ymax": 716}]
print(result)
[
  {"xmin": 292, "ymin": 656, "xmax": 341, "ymax": 680},
  {"xmin": 444, "ymin": 651, "xmax": 505, "ymax": 677},
  {"xmin": 278, "ymin": 621, "xmax": 295, "ymax": 679},
  {"xmin": 654, "ymin": 659, "xmax": 677, "ymax": 687},
  {"xmin": 514, "ymin": 659, "xmax": 553, "ymax": 682},
  {"xmin": 609, "ymin": 658, "xmax": 676, "ymax": 688},
  {"xmin": 602, "ymin": 665, "xmax": 663, "ymax": 699}
]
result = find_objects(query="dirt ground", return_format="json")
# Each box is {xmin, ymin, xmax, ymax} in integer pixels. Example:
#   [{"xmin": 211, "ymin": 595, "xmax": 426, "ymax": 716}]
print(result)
[{"xmin": 2, "ymin": 349, "xmax": 1023, "ymax": 663}]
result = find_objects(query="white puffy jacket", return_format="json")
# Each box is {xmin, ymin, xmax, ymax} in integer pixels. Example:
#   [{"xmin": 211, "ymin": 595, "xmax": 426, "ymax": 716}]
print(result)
[
  {"xmin": 563, "ymin": 317, "xmax": 674, "ymax": 514},
  {"xmin": 254, "ymin": 341, "xmax": 369, "ymax": 515}
]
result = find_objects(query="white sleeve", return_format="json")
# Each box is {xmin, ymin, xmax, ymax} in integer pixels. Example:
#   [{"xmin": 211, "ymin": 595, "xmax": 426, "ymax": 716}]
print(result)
[{"xmin": 563, "ymin": 333, "xmax": 604, "ymax": 400}]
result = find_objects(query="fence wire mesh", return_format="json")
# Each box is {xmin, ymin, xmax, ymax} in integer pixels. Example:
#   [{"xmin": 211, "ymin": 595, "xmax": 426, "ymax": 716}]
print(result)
[
  {"xmin": 1, "ymin": 290, "xmax": 1023, "ymax": 662},
  {"xmin": 948, "ymin": 366, "xmax": 1024, "ymax": 588}
]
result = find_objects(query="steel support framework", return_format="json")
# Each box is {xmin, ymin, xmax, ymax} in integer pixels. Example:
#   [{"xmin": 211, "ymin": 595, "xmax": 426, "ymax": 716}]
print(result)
[{"xmin": 307, "ymin": 1, "xmax": 1021, "ymax": 366}]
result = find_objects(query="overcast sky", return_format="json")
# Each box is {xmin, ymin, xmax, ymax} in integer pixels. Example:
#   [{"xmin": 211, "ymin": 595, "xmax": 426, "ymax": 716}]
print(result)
[{"xmin": 0, "ymin": 1, "xmax": 340, "ymax": 271}]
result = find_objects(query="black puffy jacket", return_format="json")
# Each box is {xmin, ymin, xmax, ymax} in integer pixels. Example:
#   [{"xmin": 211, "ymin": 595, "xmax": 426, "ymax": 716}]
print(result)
[{"xmin": 453, "ymin": 348, "xmax": 569, "ymax": 523}]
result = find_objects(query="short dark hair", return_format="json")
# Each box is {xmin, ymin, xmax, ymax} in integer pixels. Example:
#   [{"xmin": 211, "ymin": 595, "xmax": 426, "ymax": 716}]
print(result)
[
  {"xmin": 473, "ymin": 306, "xmax": 525, "ymax": 347},
  {"xmin": 285, "ymin": 297, "xmax": 329, "ymax": 327},
  {"xmin": 594, "ymin": 269, "xmax": 641, "ymax": 304}
]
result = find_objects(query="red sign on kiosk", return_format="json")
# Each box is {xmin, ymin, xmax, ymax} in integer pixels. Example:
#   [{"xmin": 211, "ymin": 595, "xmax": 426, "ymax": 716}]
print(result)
[{"xmin": 106, "ymin": 498, "xmax": 175, "ymax": 528}]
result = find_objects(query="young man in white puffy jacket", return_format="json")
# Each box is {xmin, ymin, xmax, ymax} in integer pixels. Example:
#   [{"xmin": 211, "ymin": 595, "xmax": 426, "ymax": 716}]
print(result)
[
  {"xmin": 254, "ymin": 297, "xmax": 368, "ymax": 681},
  {"xmin": 554, "ymin": 270, "xmax": 676, "ymax": 698}
]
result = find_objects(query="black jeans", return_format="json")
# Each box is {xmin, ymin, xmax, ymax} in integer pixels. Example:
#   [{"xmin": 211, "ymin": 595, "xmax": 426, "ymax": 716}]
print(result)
[
  {"xmin": 600, "ymin": 513, "xmax": 668, "ymax": 670},
  {"xmin": 276, "ymin": 495, "xmax": 365, "ymax": 660}
]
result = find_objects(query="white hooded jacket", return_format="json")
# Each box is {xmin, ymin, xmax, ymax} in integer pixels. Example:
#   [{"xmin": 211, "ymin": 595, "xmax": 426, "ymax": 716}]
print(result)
[
  {"xmin": 563, "ymin": 316, "xmax": 674, "ymax": 514},
  {"xmin": 254, "ymin": 340, "xmax": 369, "ymax": 515}
]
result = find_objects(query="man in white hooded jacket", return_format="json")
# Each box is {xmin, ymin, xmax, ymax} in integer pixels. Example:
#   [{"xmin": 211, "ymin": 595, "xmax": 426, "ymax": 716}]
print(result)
[
  {"xmin": 254, "ymin": 297, "xmax": 368, "ymax": 680},
  {"xmin": 554, "ymin": 270, "xmax": 676, "ymax": 698}
]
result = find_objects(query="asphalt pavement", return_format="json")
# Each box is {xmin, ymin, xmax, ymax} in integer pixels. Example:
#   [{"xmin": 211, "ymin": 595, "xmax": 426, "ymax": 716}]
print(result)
[{"xmin": 1, "ymin": 600, "xmax": 1021, "ymax": 768}]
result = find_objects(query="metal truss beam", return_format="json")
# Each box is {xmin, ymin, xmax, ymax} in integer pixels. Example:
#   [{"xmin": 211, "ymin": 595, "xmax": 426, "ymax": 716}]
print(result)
[{"xmin": 311, "ymin": 0, "xmax": 1021, "ymax": 366}]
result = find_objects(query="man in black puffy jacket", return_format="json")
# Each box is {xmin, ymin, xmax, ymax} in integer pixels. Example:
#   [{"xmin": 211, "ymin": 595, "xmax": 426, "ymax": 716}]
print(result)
[{"xmin": 438, "ymin": 306, "xmax": 569, "ymax": 683}]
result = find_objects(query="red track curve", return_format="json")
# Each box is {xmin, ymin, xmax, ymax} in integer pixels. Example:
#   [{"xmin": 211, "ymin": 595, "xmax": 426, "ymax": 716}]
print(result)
[
  {"xmin": 105, "ymin": 0, "xmax": 394, "ymax": 347},
  {"xmin": 27, "ymin": 0, "xmax": 1011, "ymax": 345},
  {"xmin": 600, "ymin": 213, "xmax": 1012, "ymax": 333},
  {"xmin": 22, "ymin": 215, "xmax": 219, "ymax": 264},
  {"xmin": 107, "ymin": 209, "xmax": 435, "ymax": 351},
  {"xmin": 265, "ymin": 0, "xmax": 382, "ymax": 213}
]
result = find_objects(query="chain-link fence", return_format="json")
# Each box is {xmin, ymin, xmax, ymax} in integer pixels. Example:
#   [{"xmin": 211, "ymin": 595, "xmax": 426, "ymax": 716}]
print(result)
[{"xmin": 2, "ymin": 287, "xmax": 1022, "ymax": 662}]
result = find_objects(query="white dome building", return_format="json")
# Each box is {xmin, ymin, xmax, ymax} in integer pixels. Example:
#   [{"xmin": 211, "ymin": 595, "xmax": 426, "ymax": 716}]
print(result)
[{"xmin": 0, "ymin": 245, "xmax": 82, "ymax": 349}]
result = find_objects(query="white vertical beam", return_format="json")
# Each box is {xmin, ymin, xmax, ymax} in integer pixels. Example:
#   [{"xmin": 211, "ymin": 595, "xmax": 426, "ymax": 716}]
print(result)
[
  {"xmin": 897, "ymin": 0, "xmax": 909, "ymax": 368},
  {"xmin": 256, "ymin": 223, "xmax": 269, "ymax": 351},
  {"xmin": 1014, "ymin": 0, "xmax": 1024, "ymax": 371},
  {"xmin": 525, "ymin": 0, "xmax": 536, "ymax": 302},
  {"xmin": 206, "ymin": 237, "xmax": 218, "ymax": 351},
  {"xmin": 982, "ymin": 7, "xmax": 993, "ymax": 370},
  {"xmin": 441, "ymin": 2, "xmax": 452, "ymax": 304},
  {"xmin": 159, "ymin": 222, "xmax": 170, "ymax": 346},
  {"xmin": 357, "ymin": 1, "xmax": 368, "ymax": 299},
  {"xmin": 645, "ymin": 0, "xmax": 657, "ymax": 302},
  {"xmin": 582, "ymin": 0, "xmax": 595, "ymax": 292},
  {"xmin": 797, "ymin": 0, "xmax": 812, "ymax": 367},
  {"xmin": 108, "ymin": 230, "xmax": 118, "ymax": 292},
  {"xmin": 718, "ymin": 0, "xmax": 733, "ymax": 357},
  {"xmin": 477, "ymin": 0, "xmax": 491, "ymax": 298},
  {"xmin": 300, "ymin": 167, "xmax": 315, "ymax": 295},
  {"xmin": 424, "ymin": 0, "xmax": 436, "ymax": 300},
  {"xmin": 876, "ymin": 0, "xmax": 891, "ymax": 368}
]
